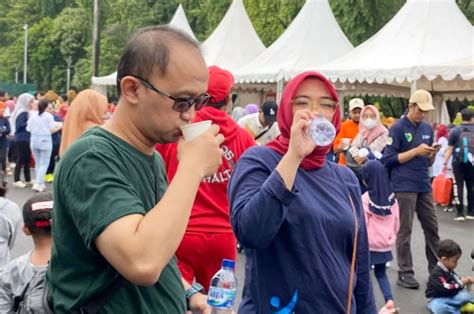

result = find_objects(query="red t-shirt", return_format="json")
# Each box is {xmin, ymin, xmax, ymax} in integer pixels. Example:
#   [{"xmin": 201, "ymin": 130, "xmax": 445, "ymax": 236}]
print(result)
[
  {"xmin": 156, "ymin": 106, "xmax": 255, "ymax": 233},
  {"xmin": 58, "ymin": 105, "xmax": 69, "ymax": 120}
]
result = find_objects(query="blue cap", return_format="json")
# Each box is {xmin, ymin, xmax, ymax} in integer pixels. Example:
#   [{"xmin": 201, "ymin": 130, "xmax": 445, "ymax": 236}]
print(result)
[{"xmin": 222, "ymin": 259, "xmax": 235, "ymax": 269}]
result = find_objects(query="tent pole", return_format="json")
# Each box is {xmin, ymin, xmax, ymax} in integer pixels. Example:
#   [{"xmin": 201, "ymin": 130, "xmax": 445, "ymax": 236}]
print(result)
[
  {"xmin": 410, "ymin": 80, "xmax": 417, "ymax": 94},
  {"xmin": 276, "ymin": 79, "xmax": 284, "ymax": 104}
]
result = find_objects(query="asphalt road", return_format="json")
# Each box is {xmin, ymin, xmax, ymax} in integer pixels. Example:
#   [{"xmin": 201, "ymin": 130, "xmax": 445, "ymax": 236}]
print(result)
[{"xmin": 7, "ymin": 175, "xmax": 474, "ymax": 313}]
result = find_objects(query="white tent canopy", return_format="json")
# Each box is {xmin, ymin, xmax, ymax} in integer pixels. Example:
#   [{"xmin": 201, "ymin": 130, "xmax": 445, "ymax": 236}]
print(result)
[
  {"xmin": 201, "ymin": 0, "xmax": 265, "ymax": 73},
  {"xmin": 302, "ymin": 0, "xmax": 473, "ymax": 101},
  {"xmin": 91, "ymin": 4, "xmax": 197, "ymax": 87},
  {"xmin": 169, "ymin": 4, "xmax": 197, "ymax": 41},
  {"xmin": 235, "ymin": 0, "xmax": 353, "ymax": 84}
]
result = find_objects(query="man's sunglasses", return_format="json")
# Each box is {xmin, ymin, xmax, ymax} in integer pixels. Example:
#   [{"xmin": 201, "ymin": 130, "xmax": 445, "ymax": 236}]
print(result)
[{"xmin": 119, "ymin": 75, "xmax": 211, "ymax": 113}]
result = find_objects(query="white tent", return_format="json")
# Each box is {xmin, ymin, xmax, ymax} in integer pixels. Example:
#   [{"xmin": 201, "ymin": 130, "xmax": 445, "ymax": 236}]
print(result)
[
  {"xmin": 201, "ymin": 0, "xmax": 265, "ymax": 73},
  {"xmin": 169, "ymin": 4, "xmax": 197, "ymax": 41},
  {"xmin": 91, "ymin": 4, "xmax": 197, "ymax": 88},
  {"xmin": 235, "ymin": 0, "xmax": 353, "ymax": 84},
  {"xmin": 303, "ymin": 0, "xmax": 473, "ymax": 101}
]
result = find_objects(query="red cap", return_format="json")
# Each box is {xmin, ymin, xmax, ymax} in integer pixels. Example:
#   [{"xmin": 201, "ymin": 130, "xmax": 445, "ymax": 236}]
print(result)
[{"xmin": 207, "ymin": 66, "xmax": 234, "ymax": 104}]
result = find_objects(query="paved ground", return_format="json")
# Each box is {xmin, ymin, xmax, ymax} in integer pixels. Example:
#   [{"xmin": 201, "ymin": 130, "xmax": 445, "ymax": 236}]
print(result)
[{"xmin": 8, "ymin": 175, "xmax": 474, "ymax": 313}]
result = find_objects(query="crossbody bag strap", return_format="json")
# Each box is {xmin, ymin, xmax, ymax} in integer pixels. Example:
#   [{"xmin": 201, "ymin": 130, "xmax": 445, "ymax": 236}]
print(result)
[
  {"xmin": 254, "ymin": 122, "xmax": 274, "ymax": 140},
  {"xmin": 346, "ymin": 195, "xmax": 359, "ymax": 314}
]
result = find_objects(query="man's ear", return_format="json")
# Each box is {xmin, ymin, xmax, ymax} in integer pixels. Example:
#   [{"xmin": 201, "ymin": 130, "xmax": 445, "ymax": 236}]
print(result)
[
  {"xmin": 22, "ymin": 224, "xmax": 32, "ymax": 236},
  {"xmin": 119, "ymin": 76, "xmax": 141, "ymax": 106}
]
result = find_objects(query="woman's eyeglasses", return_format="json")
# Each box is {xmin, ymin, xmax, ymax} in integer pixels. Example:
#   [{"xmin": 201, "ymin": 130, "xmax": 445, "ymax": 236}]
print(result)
[
  {"xmin": 291, "ymin": 97, "xmax": 338, "ymax": 115},
  {"xmin": 119, "ymin": 75, "xmax": 211, "ymax": 113}
]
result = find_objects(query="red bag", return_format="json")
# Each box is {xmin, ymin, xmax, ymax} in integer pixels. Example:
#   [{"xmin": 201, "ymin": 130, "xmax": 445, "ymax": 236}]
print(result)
[{"xmin": 432, "ymin": 171, "xmax": 452, "ymax": 206}]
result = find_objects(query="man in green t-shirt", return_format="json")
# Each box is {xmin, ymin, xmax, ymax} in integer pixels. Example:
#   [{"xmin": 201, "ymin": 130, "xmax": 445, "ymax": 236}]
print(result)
[{"xmin": 48, "ymin": 26, "xmax": 224, "ymax": 313}]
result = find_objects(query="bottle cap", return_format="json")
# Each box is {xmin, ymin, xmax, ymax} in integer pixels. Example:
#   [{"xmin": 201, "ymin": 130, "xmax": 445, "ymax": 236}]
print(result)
[{"xmin": 222, "ymin": 259, "xmax": 235, "ymax": 269}]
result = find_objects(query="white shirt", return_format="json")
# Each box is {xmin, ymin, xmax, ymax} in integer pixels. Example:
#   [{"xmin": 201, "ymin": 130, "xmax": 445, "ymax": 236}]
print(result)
[
  {"xmin": 26, "ymin": 112, "xmax": 54, "ymax": 136},
  {"xmin": 237, "ymin": 113, "xmax": 280, "ymax": 145},
  {"xmin": 432, "ymin": 137, "xmax": 452, "ymax": 177}
]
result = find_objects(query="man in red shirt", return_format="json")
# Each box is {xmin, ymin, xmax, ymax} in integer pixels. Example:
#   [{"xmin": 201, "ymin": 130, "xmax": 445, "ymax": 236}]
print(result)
[{"xmin": 156, "ymin": 65, "xmax": 255, "ymax": 291}]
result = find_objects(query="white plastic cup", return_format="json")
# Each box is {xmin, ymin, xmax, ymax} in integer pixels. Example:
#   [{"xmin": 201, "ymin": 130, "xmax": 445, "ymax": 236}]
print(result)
[
  {"xmin": 341, "ymin": 138, "xmax": 351, "ymax": 150},
  {"xmin": 180, "ymin": 120, "xmax": 212, "ymax": 141}
]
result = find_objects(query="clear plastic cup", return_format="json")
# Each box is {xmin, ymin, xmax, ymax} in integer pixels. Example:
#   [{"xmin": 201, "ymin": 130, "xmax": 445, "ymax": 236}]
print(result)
[{"xmin": 307, "ymin": 117, "xmax": 336, "ymax": 146}]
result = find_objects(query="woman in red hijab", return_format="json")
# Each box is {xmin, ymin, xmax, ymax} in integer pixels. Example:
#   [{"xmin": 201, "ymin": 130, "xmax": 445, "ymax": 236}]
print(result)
[
  {"xmin": 432, "ymin": 124, "xmax": 450, "ymax": 178},
  {"xmin": 228, "ymin": 72, "xmax": 376, "ymax": 313}
]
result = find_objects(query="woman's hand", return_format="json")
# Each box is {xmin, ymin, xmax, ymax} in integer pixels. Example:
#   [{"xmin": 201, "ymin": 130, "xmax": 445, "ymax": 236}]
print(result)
[
  {"xmin": 354, "ymin": 155, "xmax": 367, "ymax": 164},
  {"xmin": 287, "ymin": 109, "xmax": 317, "ymax": 161}
]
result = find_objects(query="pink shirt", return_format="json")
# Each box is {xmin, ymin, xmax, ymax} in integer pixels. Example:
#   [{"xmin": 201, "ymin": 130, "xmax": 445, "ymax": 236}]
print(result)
[{"xmin": 362, "ymin": 192, "xmax": 400, "ymax": 252}]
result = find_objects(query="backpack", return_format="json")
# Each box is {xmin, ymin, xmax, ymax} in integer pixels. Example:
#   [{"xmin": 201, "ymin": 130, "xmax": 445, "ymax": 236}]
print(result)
[
  {"xmin": 14, "ymin": 268, "xmax": 53, "ymax": 314},
  {"xmin": 455, "ymin": 125, "xmax": 474, "ymax": 164},
  {"xmin": 12, "ymin": 268, "xmax": 125, "ymax": 314}
]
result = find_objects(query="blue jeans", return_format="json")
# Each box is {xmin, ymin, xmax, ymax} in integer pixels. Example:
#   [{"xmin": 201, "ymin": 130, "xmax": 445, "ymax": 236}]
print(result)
[
  {"xmin": 373, "ymin": 263, "xmax": 393, "ymax": 302},
  {"xmin": 427, "ymin": 289, "xmax": 474, "ymax": 314},
  {"xmin": 30, "ymin": 135, "xmax": 52, "ymax": 186}
]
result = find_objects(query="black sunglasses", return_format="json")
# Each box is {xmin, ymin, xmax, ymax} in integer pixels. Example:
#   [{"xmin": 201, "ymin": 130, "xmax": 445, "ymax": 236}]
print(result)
[{"xmin": 119, "ymin": 75, "xmax": 211, "ymax": 113}]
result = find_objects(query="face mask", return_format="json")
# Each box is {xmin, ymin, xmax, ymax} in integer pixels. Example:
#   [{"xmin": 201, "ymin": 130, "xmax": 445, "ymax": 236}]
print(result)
[{"xmin": 362, "ymin": 118, "xmax": 377, "ymax": 129}]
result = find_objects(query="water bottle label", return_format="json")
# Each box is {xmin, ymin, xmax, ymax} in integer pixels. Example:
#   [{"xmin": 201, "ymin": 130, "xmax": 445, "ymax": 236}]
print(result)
[{"xmin": 207, "ymin": 287, "xmax": 236, "ymax": 308}]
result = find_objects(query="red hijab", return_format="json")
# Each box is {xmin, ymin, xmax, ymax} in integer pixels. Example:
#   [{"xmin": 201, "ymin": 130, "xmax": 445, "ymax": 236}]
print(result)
[
  {"xmin": 267, "ymin": 72, "xmax": 341, "ymax": 170},
  {"xmin": 436, "ymin": 124, "xmax": 448, "ymax": 141}
]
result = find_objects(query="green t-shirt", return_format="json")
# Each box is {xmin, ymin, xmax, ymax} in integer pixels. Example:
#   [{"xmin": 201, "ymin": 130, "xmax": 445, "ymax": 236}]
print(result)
[{"xmin": 47, "ymin": 127, "xmax": 186, "ymax": 313}]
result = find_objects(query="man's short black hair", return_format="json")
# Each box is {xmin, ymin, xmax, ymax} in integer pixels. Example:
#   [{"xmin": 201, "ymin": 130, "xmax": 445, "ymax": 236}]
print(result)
[
  {"xmin": 438, "ymin": 239, "xmax": 462, "ymax": 259},
  {"xmin": 0, "ymin": 91, "xmax": 6, "ymax": 98},
  {"xmin": 207, "ymin": 98, "xmax": 228, "ymax": 110},
  {"xmin": 60, "ymin": 94, "xmax": 68, "ymax": 102},
  {"xmin": 116, "ymin": 25, "xmax": 200, "ymax": 96},
  {"xmin": 461, "ymin": 108, "xmax": 473, "ymax": 122}
]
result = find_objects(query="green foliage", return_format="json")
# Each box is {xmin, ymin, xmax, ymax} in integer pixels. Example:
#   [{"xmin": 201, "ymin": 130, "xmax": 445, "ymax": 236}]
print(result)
[
  {"xmin": 330, "ymin": 0, "xmax": 405, "ymax": 46},
  {"xmin": 0, "ymin": 0, "xmax": 472, "ymax": 103}
]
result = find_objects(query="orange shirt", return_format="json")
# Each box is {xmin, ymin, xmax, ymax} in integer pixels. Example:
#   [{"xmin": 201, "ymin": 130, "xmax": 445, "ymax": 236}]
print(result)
[{"xmin": 333, "ymin": 119, "xmax": 359, "ymax": 165}]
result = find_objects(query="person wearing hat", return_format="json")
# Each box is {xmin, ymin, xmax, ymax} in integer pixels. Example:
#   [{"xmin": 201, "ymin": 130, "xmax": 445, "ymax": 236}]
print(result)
[
  {"xmin": 156, "ymin": 65, "xmax": 255, "ymax": 292},
  {"xmin": 238, "ymin": 100, "xmax": 281, "ymax": 145},
  {"xmin": 333, "ymin": 98, "xmax": 364, "ymax": 165},
  {"xmin": 382, "ymin": 89, "xmax": 440, "ymax": 290},
  {"xmin": 0, "ymin": 192, "xmax": 53, "ymax": 312}
]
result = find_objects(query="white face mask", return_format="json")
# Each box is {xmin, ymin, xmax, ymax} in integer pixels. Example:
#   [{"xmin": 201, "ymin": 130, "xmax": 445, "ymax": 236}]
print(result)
[{"xmin": 362, "ymin": 118, "xmax": 377, "ymax": 129}]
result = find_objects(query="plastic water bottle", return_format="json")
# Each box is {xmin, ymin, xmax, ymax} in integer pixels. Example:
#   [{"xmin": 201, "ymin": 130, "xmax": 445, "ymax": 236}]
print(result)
[
  {"xmin": 207, "ymin": 259, "xmax": 238, "ymax": 314},
  {"xmin": 307, "ymin": 116, "xmax": 336, "ymax": 146}
]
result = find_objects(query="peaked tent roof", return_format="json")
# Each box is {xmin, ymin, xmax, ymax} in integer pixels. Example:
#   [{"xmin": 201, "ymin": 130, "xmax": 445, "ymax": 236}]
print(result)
[
  {"xmin": 235, "ymin": 0, "xmax": 353, "ymax": 83},
  {"xmin": 201, "ymin": 0, "xmax": 265, "ymax": 73},
  {"xmin": 307, "ymin": 0, "xmax": 473, "ymax": 86},
  {"xmin": 169, "ymin": 4, "xmax": 197, "ymax": 40},
  {"xmin": 92, "ymin": 4, "xmax": 197, "ymax": 86}
]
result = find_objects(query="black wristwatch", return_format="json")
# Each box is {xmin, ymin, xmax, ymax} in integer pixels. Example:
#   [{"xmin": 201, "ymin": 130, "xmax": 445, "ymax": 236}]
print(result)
[{"xmin": 185, "ymin": 283, "xmax": 205, "ymax": 310}]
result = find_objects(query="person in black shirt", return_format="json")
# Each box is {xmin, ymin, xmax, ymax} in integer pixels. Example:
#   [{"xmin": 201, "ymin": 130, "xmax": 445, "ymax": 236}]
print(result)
[
  {"xmin": 426, "ymin": 239, "xmax": 474, "ymax": 313},
  {"xmin": 442, "ymin": 108, "xmax": 474, "ymax": 221}
]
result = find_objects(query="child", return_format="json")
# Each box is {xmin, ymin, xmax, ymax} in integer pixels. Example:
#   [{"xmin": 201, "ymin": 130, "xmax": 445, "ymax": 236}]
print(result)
[
  {"xmin": 0, "ymin": 170, "xmax": 21, "ymax": 268},
  {"xmin": 0, "ymin": 192, "xmax": 53, "ymax": 312},
  {"xmin": 426, "ymin": 239, "xmax": 474, "ymax": 313},
  {"xmin": 362, "ymin": 160, "xmax": 399, "ymax": 310}
]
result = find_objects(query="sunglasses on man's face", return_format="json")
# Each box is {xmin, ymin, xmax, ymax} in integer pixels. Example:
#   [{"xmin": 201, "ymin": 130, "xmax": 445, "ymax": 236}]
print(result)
[{"xmin": 120, "ymin": 75, "xmax": 211, "ymax": 113}]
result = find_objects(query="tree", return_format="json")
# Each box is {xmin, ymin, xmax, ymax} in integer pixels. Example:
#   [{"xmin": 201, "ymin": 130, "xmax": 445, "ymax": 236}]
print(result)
[{"xmin": 0, "ymin": 0, "xmax": 472, "ymax": 92}]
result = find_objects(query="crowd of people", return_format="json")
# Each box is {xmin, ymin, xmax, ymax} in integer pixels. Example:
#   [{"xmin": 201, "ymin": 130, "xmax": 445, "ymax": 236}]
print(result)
[{"xmin": 0, "ymin": 25, "xmax": 473, "ymax": 313}]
